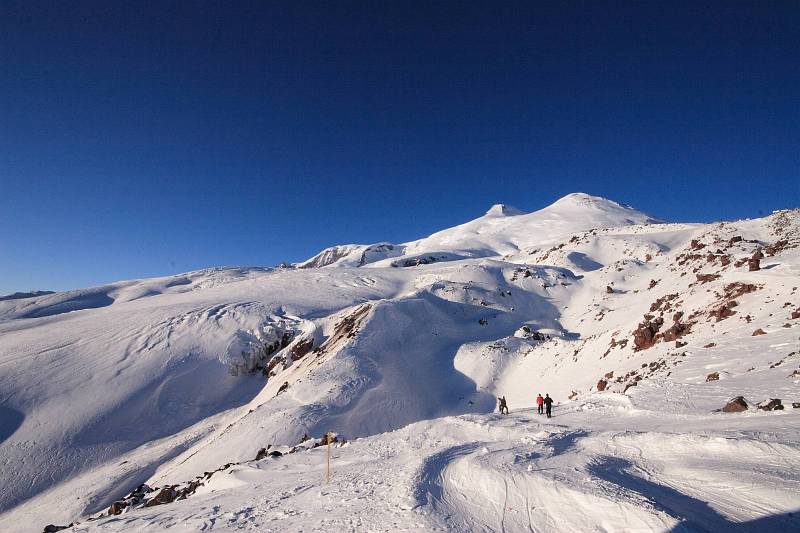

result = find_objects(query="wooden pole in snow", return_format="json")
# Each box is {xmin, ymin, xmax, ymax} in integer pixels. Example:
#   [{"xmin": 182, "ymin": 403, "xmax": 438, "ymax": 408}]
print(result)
[{"xmin": 326, "ymin": 431, "xmax": 331, "ymax": 484}]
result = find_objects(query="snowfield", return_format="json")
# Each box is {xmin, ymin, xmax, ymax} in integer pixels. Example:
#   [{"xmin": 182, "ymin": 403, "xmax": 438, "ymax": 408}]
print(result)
[{"xmin": 1, "ymin": 193, "xmax": 799, "ymax": 532}]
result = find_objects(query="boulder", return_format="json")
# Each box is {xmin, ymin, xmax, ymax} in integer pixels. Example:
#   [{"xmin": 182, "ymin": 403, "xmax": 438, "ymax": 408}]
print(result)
[
  {"xmin": 596, "ymin": 379, "xmax": 607, "ymax": 391},
  {"xmin": 108, "ymin": 500, "xmax": 127, "ymax": 515},
  {"xmin": 144, "ymin": 487, "xmax": 177, "ymax": 507},
  {"xmin": 706, "ymin": 372, "xmax": 720, "ymax": 382},
  {"xmin": 752, "ymin": 328, "xmax": 767, "ymax": 336},
  {"xmin": 758, "ymin": 399, "xmax": 784, "ymax": 411},
  {"xmin": 721, "ymin": 396, "xmax": 748, "ymax": 412},
  {"xmin": 793, "ymin": 402, "xmax": 800, "ymax": 409},
  {"xmin": 43, "ymin": 525, "xmax": 70, "ymax": 533},
  {"xmin": 606, "ymin": 285, "xmax": 614, "ymax": 294},
  {"xmin": 748, "ymin": 250, "xmax": 763, "ymax": 271},
  {"xmin": 632, "ymin": 316, "xmax": 664, "ymax": 351}
]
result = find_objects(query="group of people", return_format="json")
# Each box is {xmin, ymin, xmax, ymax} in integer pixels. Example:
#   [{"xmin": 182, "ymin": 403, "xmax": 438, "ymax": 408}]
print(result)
[{"xmin": 497, "ymin": 393, "xmax": 553, "ymax": 417}]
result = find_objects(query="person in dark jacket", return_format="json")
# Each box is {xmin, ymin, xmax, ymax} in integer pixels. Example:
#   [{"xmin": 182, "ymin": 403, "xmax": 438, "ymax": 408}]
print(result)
[
  {"xmin": 498, "ymin": 396, "xmax": 509, "ymax": 415},
  {"xmin": 543, "ymin": 394, "xmax": 553, "ymax": 418}
]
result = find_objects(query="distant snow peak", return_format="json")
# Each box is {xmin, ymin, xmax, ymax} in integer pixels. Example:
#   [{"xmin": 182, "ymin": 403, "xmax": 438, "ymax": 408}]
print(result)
[
  {"xmin": 551, "ymin": 192, "xmax": 617, "ymax": 208},
  {"xmin": 485, "ymin": 203, "xmax": 526, "ymax": 217}
]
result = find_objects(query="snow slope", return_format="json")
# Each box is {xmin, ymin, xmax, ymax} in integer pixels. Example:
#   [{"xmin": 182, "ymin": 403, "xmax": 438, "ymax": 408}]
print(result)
[{"xmin": 1, "ymin": 194, "xmax": 799, "ymax": 532}]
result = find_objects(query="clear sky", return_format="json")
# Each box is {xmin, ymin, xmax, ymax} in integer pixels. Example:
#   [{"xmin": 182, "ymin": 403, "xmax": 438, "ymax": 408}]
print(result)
[{"xmin": 1, "ymin": 1, "xmax": 798, "ymax": 294}]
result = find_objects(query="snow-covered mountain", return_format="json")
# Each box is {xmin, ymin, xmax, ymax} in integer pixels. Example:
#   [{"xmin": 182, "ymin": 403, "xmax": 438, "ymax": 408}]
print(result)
[
  {"xmin": 295, "ymin": 193, "xmax": 660, "ymax": 269},
  {"xmin": 1, "ymin": 193, "xmax": 799, "ymax": 532}
]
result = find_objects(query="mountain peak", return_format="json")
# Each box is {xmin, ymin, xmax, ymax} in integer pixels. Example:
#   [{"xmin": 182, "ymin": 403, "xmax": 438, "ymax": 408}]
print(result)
[
  {"xmin": 485, "ymin": 204, "xmax": 526, "ymax": 217},
  {"xmin": 550, "ymin": 192, "xmax": 616, "ymax": 208}
]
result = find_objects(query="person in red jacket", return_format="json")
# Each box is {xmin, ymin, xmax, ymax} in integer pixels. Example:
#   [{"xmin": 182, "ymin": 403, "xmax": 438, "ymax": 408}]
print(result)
[{"xmin": 536, "ymin": 393, "xmax": 544, "ymax": 415}]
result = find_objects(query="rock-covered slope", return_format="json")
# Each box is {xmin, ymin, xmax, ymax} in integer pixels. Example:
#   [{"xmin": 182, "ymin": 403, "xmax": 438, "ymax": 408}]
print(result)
[{"xmin": 1, "ymin": 194, "xmax": 799, "ymax": 532}]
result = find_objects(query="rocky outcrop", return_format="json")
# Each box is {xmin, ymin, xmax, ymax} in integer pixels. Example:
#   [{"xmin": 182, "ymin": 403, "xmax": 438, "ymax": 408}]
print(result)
[
  {"xmin": 752, "ymin": 328, "xmax": 767, "ymax": 336},
  {"xmin": 143, "ymin": 487, "xmax": 177, "ymax": 508},
  {"xmin": 758, "ymin": 399, "xmax": 784, "ymax": 411},
  {"xmin": 290, "ymin": 338, "xmax": 314, "ymax": 361},
  {"xmin": 709, "ymin": 300, "xmax": 738, "ymax": 322},
  {"xmin": 723, "ymin": 282, "xmax": 760, "ymax": 299},
  {"xmin": 748, "ymin": 249, "xmax": 763, "ymax": 271},
  {"xmin": 696, "ymin": 273, "xmax": 720, "ymax": 284},
  {"xmin": 633, "ymin": 316, "xmax": 664, "ymax": 351},
  {"xmin": 721, "ymin": 396, "xmax": 748, "ymax": 412},
  {"xmin": 596, "ymin": 379, "xmax": 607, "ymax": 391}
]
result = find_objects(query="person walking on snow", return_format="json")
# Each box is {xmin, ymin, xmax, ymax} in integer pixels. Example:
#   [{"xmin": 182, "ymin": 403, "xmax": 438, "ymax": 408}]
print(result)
[
  {"xmin": 536, "ymin": 393, "xmax": 544, "ymax": 415},
  {"xmin": 498, "ymin": 396, "xmax": 509, "ymax": 415},
  {"xmin": 543, "ymin": 394, "xmax": 553, "ymax": 418}
]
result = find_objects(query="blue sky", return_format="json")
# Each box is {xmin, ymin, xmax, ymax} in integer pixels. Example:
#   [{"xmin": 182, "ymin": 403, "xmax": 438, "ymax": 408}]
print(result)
[{"xmin": 1, "ymin": 1, "xmax": 798, "ymax": 293}]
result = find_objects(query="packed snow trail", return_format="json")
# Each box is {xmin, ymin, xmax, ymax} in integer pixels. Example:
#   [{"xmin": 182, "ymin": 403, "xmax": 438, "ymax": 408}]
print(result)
[{"xmin": 64, "ymin": 401, "xmax": 800, "ymax": 532}]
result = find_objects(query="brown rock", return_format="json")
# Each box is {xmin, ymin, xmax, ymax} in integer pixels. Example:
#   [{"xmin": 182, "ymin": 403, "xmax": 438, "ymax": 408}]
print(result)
[
  {"xmin": 792, "ymin": 308, "xmax": 800, "ymax": 320},
  {"xmin": 290, "ymin": 338, "xmax": 314, "ymax": 361},
  {"xmin": 108, "ymin": 501, "xmax": 127, "ymax": 515},
  {"xmin": 696, "ymin": 273, "xmax": 720, "ymax": 284},
  {"xmin": 606, "ymin": 285, "xmax": 614, "ymax": 294},
  {"xmin": 632, "ymin": 316, "xmax": 664, "ymax": 351},
  {"xmin": 721, "ymin": 396, "xmax": 748, "ymax": 412},
  {"xmin": 757, "ymin": 399, "xmax": 784, "ymax": 411},
  {"xmin": 596, "ymin": 379, "xmax": 607, "ymax": 391},
  {"xmin": 706, "ymin": 372, "xmax": 720, "ymax": 382},
  {"xmin": 690, "ymin": 239, "xmax": 705, "ymax": 250},
  {"xmin": 748, "ymin": 250, "xmax": 763, "ymax": 271},
  {"xmin": 604, "ymin": 371, "xmax": 614, "ymax": 379},
  {"xmin": 704, "ymin": 342, "xmax": 716, "ymax": 348},
  {"xmin": 661, "ymin": 320, "xmax": 691, "ymax": 342},
  {"xmin": 710, "ymin": 300, "xmax": 738, "ymax": 321},
  {"xmin": 144, "ymin": 487, "xmax": 177, "ymax": 507},
  {"xmin": 752, "ymin": 328, "xmax": 767, "ymax": 336},
  {"xmin": 724, "ymin": 282, "xmax": 760, "ymax": 299}
]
